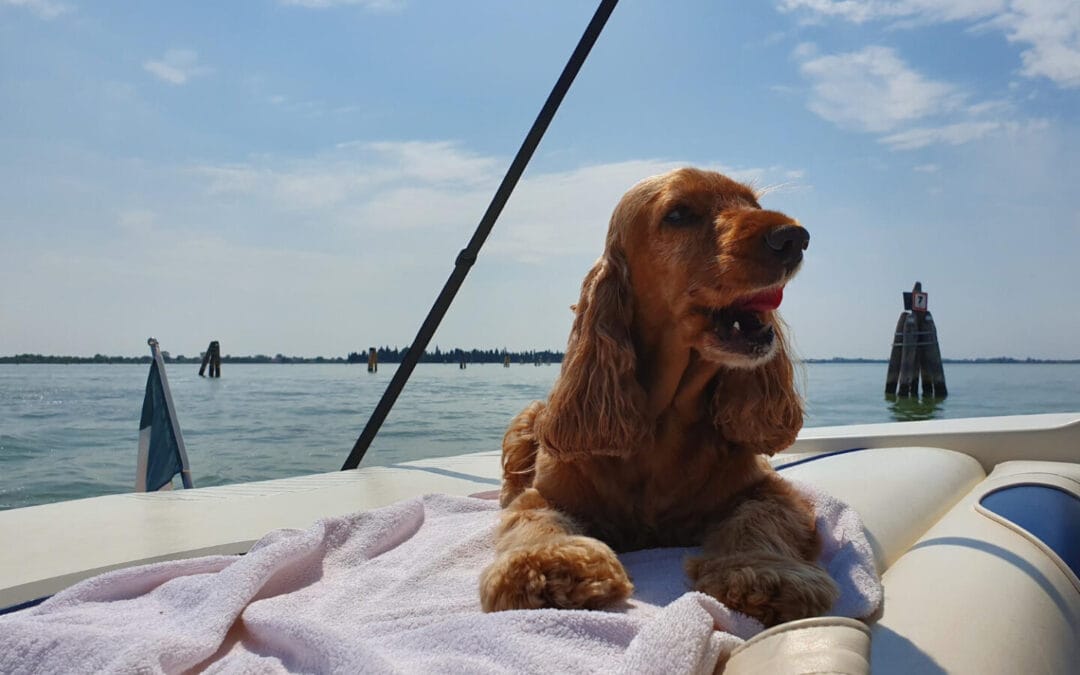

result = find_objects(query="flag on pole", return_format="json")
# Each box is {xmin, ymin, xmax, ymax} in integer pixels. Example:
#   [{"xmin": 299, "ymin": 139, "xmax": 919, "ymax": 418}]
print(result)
[{"xmin": 136, "ymin": 338, "xmax": 193, "ymax": 491}]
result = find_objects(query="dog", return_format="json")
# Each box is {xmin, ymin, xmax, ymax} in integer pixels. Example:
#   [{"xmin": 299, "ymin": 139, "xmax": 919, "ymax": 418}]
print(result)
[{"xmin": 478, "ymin": 168, "xmax": 838, "ymax": 626}]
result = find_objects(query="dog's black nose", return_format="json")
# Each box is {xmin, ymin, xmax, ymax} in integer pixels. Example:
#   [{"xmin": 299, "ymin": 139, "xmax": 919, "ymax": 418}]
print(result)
[{"xmin": 764, "ymin": 225, "xmax": 809, "ymax": 266}]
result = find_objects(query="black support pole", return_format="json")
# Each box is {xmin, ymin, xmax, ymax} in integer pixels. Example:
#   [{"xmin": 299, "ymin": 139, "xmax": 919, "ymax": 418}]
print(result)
[{"xmin": 341, "ymin": 0, "xmax": 620, "ymax": 471}]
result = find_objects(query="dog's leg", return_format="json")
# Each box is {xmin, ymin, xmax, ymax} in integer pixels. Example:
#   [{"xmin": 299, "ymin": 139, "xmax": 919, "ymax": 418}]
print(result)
[
  {"xmin": 499, "ymin": 402, "xmax": 543, "ymax": 507},
  {"xmin": 480, "ymin": 488, "xmax": 633, "ymax": 612},
  {"xmin": 685, "ymin": 475, "xmax": 838, "ymax": 626}
]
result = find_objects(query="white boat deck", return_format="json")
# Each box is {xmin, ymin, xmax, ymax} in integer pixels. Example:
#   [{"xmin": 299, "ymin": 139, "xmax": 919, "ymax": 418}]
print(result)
[
  {"xmin": 0, "ymin": 451, "xmax": 504, "ymax": 607},
  {"xmin": 3, "ymin": 413, "xmax": 1077, "ymax": 609},
  {"xmin": 3, "ymin": 413, "xmax": 1079, "ymax": 673}
]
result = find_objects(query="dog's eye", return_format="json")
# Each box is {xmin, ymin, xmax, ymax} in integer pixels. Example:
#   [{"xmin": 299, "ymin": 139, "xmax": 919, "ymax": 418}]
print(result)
[{"xmin": 662, "ymin": 206, "xmax": 698, "ymax": 226}]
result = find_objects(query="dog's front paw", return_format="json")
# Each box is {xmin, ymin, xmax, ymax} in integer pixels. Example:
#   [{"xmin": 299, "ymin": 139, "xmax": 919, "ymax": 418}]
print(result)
[
  {"xmin": 687, "ymin": 554, "xmax": 838, "ymax": 627},
  {"xmin": 480, "ymin": 535, "xmax": 633, "ymax": 612}
]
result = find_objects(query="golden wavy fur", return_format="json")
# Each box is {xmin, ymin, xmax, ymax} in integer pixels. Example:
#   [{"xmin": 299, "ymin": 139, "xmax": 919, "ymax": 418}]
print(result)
[{"xmin": 479, "ymin": 168, "xmax": 838, "ymax": 626}]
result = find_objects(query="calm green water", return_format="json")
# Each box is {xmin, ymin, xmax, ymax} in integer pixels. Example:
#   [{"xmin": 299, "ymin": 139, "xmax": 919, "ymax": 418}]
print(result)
[{"xmin": 2, "ymin": 362, "xmax": 1079, "ymax": 510}]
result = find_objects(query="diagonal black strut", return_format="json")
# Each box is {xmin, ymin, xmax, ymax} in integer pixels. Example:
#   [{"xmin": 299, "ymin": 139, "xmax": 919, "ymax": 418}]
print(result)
[{"xmin": 342, "ymin": 0, "xmax": 620, "ymax": 471}]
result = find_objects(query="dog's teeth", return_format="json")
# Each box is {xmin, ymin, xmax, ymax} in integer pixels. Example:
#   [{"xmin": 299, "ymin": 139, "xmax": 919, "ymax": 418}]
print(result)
[{"xmin": 732, "ymin": 321, "xmax": 741, "ymax": 332}]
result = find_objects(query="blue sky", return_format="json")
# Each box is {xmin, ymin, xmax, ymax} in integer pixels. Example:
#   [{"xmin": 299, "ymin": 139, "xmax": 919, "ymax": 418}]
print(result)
[{"xmin": 1, "ymin": 0, "xmax": 1078, "ymax": 359}]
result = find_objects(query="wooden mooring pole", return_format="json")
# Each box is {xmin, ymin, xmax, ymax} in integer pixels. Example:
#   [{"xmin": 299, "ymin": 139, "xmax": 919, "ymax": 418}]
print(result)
[
  {"xmin": 884, "ymin": 313, "xmax": 906, "ymax": 395},
  {"xmin": 897, "ymin": 312, "xmax": 919, "ymax": 396},
  {"xmin": 885, "ymin": 282, "xmax": 947, "ymax": 397},
  {"xmin": 367, "ymin": 348, "xmax": 378, "ymax": 374},
  {"xmin": 198, "ymin": 340, "xmax": 221, "ymax": 378}
]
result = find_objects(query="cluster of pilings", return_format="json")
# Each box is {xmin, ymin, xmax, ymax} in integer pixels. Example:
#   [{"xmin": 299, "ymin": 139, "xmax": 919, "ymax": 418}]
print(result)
[
  {"xmin": 198, "ymin": 340, "xmax": 221, "ymax": 378},
  {"xmin": 885, "ymin": 282, "xmax": 947, "ymax": 398}
]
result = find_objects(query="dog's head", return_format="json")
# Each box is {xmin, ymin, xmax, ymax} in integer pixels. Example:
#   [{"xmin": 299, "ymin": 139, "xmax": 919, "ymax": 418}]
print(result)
[
  {"xmin": 538, "ymin": 168, "xmax": 806, "ymax": 459},
  {"xmin": 610, "ymin": 167, "xmax": 807, "ymax": 368}
]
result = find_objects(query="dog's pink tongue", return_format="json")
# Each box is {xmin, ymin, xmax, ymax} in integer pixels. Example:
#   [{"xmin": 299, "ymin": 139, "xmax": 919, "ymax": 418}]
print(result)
[{"xmin": 736, "ymin": 287, "xmax": 784, "ymax": 312}]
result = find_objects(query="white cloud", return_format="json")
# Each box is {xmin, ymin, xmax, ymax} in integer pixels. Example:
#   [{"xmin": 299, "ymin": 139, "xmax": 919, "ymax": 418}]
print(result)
[
  {"xmin": 793, "ymin": 43, "xmax": 1048, "ymax": 150},
  {"xmin": 881, "ymin": 120, "xmax": 1001, "ymax": 149},
  {"xmin": 779, "ymin": 0, "xmax": 1080, "ymax": 88},
  {"xmin": 363, "ymin": 141, "xmax": 501, "ymax": 185},
  {"xmin": 485, "ymin": 160, "xmax": 799, "ymax": 263},
  {"xmin": 797, "ymin": 46, "xmax": 963, "ymax": 133},
  {"xmin": 913, "ymin": 163, "xmax": 941, "ymax": 172},
  {"xmin": 965, "ymin": 99, "xmax": 1012, "ymax": 116},
  {"xmin": 1001, "ymin": 0, "xmax": 1080, "ymax": 88},
  {"xmin": 779, "ymin": 0, "xmax": 1006, "ymax": 24},
  {"xmin": 1, "ymin": 140, "xmax": 806, "ymax": 356},
  {"xmin": 487, "ymin": 160, "xmax": 687, "ymax": 262},
  {"xmin": 792, "ymin": 42, "xmax": 819, "ymax": 60},
  {"xmin": 116, "ymin": 209, "xmax": 158, "ymax": 235},
  {"xmin": 192, "ymin": 141, "xmax": 500, "ymax": 215},
  {"xmin": 188, "ymin": 142, "xmax": 801, "ymax": 262},
  {"xmin": 885, "ymin": 117, "xmax": 1048, "ymax": 149},
  {"xmin": 0, "ymin": 0, "xmax": 71, "ymax": 19},
  {"xmin": 279, "ymin": 0, "xmax": 405, "ymax": 10},
  {"xmin": 143, "ymin": 50, "xmax": 211, "ymax": 85},
  {"xmin": 265, "ymin": 93, "xmax": 367, "ymax": 119}
]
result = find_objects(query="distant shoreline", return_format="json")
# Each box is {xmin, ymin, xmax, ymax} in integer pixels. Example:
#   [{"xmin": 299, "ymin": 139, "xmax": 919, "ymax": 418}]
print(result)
[
  {"xmin": 0, "ymin": 349, "xmax": 564, "ymax": 366},
  {"xmin": 2, "ymin": 354, "xmax": 1079, "ymax": 365}
]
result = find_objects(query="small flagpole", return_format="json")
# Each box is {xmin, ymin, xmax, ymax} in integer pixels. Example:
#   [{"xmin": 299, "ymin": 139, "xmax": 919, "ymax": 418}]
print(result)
[{"xmin": 148, "ymin": 338, "xmax": 194, "ymax": 489}]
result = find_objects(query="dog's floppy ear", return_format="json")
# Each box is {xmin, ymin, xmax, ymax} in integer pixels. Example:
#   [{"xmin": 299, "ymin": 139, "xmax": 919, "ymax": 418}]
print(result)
[
  {"xmin": 711, "ymin": 321, "xmax": 803, "ymax": 456},
  {"xmin": 536, "ymin": 248, "xmax": 649, "ymax": 459}
]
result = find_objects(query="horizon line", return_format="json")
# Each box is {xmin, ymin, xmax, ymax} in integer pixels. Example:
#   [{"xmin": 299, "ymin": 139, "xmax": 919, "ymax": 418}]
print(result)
[{"xmin": 3, "ymin": 353, "xmax": 1080, "ymax": 365}]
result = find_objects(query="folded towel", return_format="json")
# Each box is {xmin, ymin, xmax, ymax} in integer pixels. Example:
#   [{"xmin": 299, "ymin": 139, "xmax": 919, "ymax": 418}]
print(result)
[{"xmin": 0, "ymin": 483, "xmax": 881, "ymax": 674}]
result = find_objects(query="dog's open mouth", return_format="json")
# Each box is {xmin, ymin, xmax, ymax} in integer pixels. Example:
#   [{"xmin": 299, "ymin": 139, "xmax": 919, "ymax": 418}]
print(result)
[{"xmin": 705, "ymin": 288, "xmax": 784, "ymax": 357}]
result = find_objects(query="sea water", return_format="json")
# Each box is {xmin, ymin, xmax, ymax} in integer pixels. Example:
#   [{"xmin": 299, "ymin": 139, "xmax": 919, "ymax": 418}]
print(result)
[{"xmin": 2, "ymin": 362, "xmax": 1079, "ymax": 510}]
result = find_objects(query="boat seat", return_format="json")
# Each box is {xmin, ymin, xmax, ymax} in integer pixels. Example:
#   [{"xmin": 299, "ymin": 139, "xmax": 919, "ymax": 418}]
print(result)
[
  {"xmin": 777, "ymin": 446, "xmax": 986, "ymax": 572},
  {"xmin": 868, "ymin": 460, "xmax": 1080, "ymax": 674},
  {"xmin": 776, "ymin": 449, "xmax": 1080, "ymax": 674}
]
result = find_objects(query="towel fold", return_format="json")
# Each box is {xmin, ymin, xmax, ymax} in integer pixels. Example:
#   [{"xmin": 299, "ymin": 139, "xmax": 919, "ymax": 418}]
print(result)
[{"xmin": 0, "ymin": 482, "xmax": 881, "ymax": 674}]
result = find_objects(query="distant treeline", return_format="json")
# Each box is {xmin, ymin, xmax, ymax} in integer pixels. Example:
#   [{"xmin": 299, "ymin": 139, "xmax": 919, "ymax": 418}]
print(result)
[
  {"xmin": 0, "ymin": 347, "xmax": 566, "ymax": 365},
  {"xmin": 347, "ymin": 346, "xmax": 564, "ymax": 365},
  {"xmin": 3, "ymin": 352, "xmax": 1078, "ymax": 365}
]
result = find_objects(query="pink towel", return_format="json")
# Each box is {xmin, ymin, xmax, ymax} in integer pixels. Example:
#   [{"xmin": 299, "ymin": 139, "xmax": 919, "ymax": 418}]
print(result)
[{"xmin": 0, "ymin": 485, "xmax": 880, "ymax": 674}]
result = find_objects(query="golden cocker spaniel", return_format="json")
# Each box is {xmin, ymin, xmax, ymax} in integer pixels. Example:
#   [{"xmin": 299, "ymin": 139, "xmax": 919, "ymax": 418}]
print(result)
[{"xmin": 479, "ymin": 168, "xmax": 838, "ymax": 626}]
